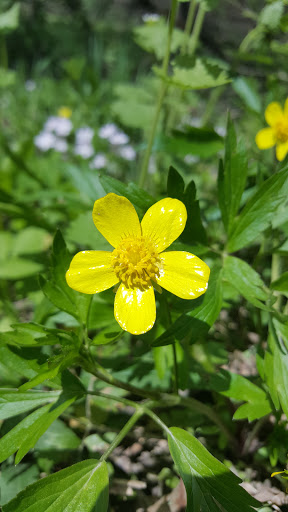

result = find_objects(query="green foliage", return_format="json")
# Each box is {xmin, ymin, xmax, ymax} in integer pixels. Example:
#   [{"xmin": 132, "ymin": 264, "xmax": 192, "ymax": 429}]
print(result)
[
  {"xmin": 0, "ymin": 3, "xmax": 20, "ymax": 34},
  {"xmin": 227, "ymin": 168, "xmax": 288, "ymax": 252},
  {"xmin": 134, "ymin": 18, "xmax": 184, "ymax": 60},
  {"xmin": 3, "ymin": 460, "xmax": 109, "ymax": 512},
  {"xmin": 168, "ymin": 427, "xmax": 260, "ymax": 511},
  {"xmin": 218, "ymin": 117, "xmax": 248, "ymax": 235}
]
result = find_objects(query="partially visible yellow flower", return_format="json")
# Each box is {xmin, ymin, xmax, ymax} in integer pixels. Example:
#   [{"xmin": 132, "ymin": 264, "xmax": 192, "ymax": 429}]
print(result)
[
  {"xmin": 57, "ymin": 106, "xmax": 72, "ymax": 119},
  {"xmin": 255, "ymin": 99, "xmax": 288, "ymax": 161},
  {"xmin": 66, "ymin": 193, "xmax": 210, "ymax": 335}
]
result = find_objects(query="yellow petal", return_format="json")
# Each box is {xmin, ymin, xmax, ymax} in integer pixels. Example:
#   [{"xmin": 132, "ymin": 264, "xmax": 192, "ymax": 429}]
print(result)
[
  {"xmin": 66, "ymin": 251, "xmax": 118, "ymax": 294},
  {"xmin": 276, "ymin": 142, "xmax": 288, "ymax": 161},
  {"xmin": 114, "ymin": 283, "xmax": 156, "ymax": 334},
  {"xmin": 93, "ymin": 193, "xmax": 141, "ymax": 248},
  {"xmin": 141, "ymin": 198, "xmax": 187, "ymax": 253},
  {"xmin": 265, "ymin": 102, "xmax": 284, "ymax": 126},
  {"xmin": 156, "ymin": 251, "xmax": 210, "ymax": 299},
  {"xmin": 284, "ymin": 98, "xmax": 288, "ymax": 118},
  {"xmin": 255, "ymin": 128, "xmax": 275, "ymax": 149}
]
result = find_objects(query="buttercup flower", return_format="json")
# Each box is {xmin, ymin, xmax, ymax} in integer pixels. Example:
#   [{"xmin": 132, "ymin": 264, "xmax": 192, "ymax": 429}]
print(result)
[
  {"xmin": 66, "ymin": 194, "xmax": 210, "ymax": 335},
  {"xmin": 255, "ymin": 99, "xmax": 288, "ymax": 161}
]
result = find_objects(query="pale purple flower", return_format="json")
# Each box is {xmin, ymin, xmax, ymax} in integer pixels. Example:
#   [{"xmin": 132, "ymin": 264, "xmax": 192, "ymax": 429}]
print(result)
[
  {"xmin": 25, "ymin": 80, "xmax": 36, "ymax": 91},
  {"xmin": 44, "ymin": 116, "xmax": 73, "ymax": 137},
  {"xmin": 74, "ymin": 144, "xmax": 94, "ymax": 159},
  {"xmin": 53, "ymin": 138, "xmax": 68, "ymax": 153},
  {"xmin": 118, "ymin": 146, "xmax": 136, "ymax": 161},
  {"xmin": 34, "ymin": 132, "xmax": 56, "ymax": 151},
  {"xmin": 90, "ymin": 153, "xmax": 108, "ymax": 169},
  {"xmin": 109, "ymin": 132, "xmax": 129, "ymax": 145},
  {"xmin": 76, "ymin": 126, "xmax": 94, "ymax": 145},
  {"xmin": 142, "ymin": 13, "xmax": 160, "ymax": 22},
  {"xmin": 98, "ymin": 123, "xmax": 118, "ymax": 140}
]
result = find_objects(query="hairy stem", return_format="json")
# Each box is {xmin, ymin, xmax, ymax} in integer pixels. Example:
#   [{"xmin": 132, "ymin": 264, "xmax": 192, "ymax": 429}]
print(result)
[{"xmin": 138, "ymin": 0, "xmax": 178, "ymax": 188}]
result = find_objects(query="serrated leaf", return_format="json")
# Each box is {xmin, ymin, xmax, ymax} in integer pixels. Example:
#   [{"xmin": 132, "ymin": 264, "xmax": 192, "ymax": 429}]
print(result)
[
  {"xmin": 0, "ymin": 389, "xmax": 60, "ymax": 420},
  {"xmin": 154, "ymin": 58, "xmax": 231, "ymax": 90},
  {"xmin": 223, "ymin": 255, "xmax": 270, "ymax": 310},
  {"xmin": 227, "ymin": 168, "xmax": 288, "ymax": 252},
  {"xmin": 3, "ymin": 459, "xmax": 109, "ymax": 512},
  {"xmin": 168, "ymin": 427, "xmax": 260, "ymax": 511},
  {"xmin": 264, "ymin": 326, "xmax": 288, "ymax": 418},
  {"xmin": 111, "ymin": 81, "xmax": 157, "ymax": 130},
  {"xmin": 218, "ymin": 117, "xmax": 248, "ymax": 234},
  {"xmin": 153, "ymin": 263, "xmax": 222, "ymax": 346},
  {"xmin": 134, "ymin": 19, "xmax": 184, "ymax": 60}
]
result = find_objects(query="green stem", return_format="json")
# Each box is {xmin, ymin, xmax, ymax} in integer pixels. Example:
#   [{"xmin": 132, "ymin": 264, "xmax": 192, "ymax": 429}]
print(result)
[
  {"xmin": 181, "ymin": 0, "xmax": 197, "ymax": 54},
  {"xmin": 271, "ymin": 252, "xmax": 282, "ymax": 311},
  {"xmin": 100, "ymin": 409, "xmax": 144, "ymax": 462},
  {"xmin": 201, "ymin": 86, "xmax": 225, "ymax": 126},
  {"xmin": 138, "ymin": 0, "xmax": 178, "ymax": 189},
  {"xmin": 0, "ymin": 35, "xmax": 8, "ymax": 69},
  {"xmin": 188, "ymin": 3, "xmax": 206, "ymax": 56}
]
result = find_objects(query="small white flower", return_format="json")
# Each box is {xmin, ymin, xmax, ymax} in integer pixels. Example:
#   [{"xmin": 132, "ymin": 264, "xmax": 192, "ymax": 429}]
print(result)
[
  {"xmin": 44, "ymin": 116, "xmax": 73, "ymax": 137},
  {"xmin": 184, "ymin": 154, "xmax": 199, "ymax": 165},
  {"xmin": 142, "ymin": 13, "xmax": 160, "ymax": 23},
  {"xmin": 34, "ymin": 132, "xmax": 56, "ymax": 151},
  {"xmin": 25, "ymin": 80, "xmax": 36, "ymax": 91},
  {"xmin": 90, "ymin": 153, "xmax": 107, "ymax": 169},
  {"xmin": 74, "ymin": 144, "xmax": 94, "ymax": 159},
  {"xmin": 215, "ymin": 125, "xmax": 226, "ymax": 137},
  {"xmin": 118, "ymin": 145, "xmax": 136, "ymax": 161},
  {"xmin": 53, "ymin": 138, "xmax": 68, "ymax": 153},
  {"xmin": 98, "ymin": 123, "xmax": 118, "ymax": 140},
  {"xmin": 75, "ymin": 126, "xmax": 94, "ymax": 145},
  {"xmin": 109, "ymin": 132, "xmax": 129, "ymax": 145}
]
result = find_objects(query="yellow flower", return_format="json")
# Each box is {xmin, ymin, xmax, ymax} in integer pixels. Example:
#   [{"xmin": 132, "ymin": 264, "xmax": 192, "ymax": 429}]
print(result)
[
  {"xmin": 255, "ymin": 99, "xmax": 288, "ymax": 161},
  {"xmin": 66, "ymin": 193, "xmax": 210, "ymax": 335},
  {"xmin": 57, "ymin": 106, "xmax": 72, "ymax": 119}
]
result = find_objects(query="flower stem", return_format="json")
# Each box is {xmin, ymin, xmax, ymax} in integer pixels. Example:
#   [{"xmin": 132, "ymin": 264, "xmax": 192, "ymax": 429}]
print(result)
[
  {"xmin": 138, "ymin": 0, "xmax": 178, "ymax": 189},
  {"xmin": 100, "ymin": 409, "xmax": 144, "ymax": 462},
  {"xmin": 188, "ymin": 2, "xmax": 206, "ymax": 56},
  {"xmin": 181, "ymin": 0, "xmax": 197, "ymax": 54}
]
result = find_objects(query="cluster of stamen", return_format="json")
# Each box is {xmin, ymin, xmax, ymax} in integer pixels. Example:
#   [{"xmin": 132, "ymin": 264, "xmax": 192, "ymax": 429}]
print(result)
[
  {"xmin": 111, "ymin": 237, "xmax": 160, "ymax": 289},
  {"xmin": 275, "ymin": 121, "xmax": 288, "ymax": 143}
]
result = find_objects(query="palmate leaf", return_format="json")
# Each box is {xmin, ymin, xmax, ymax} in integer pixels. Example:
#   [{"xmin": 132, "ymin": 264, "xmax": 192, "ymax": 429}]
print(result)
[
  {"xmin": 227, "ymin": 168, "xmax": 288, "ymax": 252},
  {"xmin": 3, "ymin": 459, "xmax": 109, "ymax": 512},
  {"xmin": 168, "ymin": 427, "xmax": 260, "ymax": 512}
]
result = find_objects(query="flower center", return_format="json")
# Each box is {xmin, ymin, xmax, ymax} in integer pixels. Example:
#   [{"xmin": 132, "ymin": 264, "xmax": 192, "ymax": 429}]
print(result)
[
  {"xmin": 111, "ymin": 237, "xmax": 160, "ymax": 289},
  {"xmin": 275, "ymin": 121, "xmax": 288, "ymax": 143}
]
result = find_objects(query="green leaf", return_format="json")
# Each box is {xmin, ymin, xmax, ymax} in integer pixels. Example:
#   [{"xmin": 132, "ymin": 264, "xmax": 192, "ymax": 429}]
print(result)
[
  {"xmin": 0, "ymin": 389, "xmax": 60, "ymax": 420},
  {"xmin": 111, "ymin": 81, "xmax": 157, "ymax": 130},
  {"xmin": 12, "ymin": 227, "xmax": 52, "ymax": 256},
  {"xmin": 161, "ymin": 126, "xmax": 223, "ymax": 158},
  {"xmin": 154, "ymin": 58, "xmax": 231, "ymax": 90},
  {"xmin": 99, "ymin": 175, "xmax": 155, "ymax": 215},
  {"xmin": 209, "ymin": 369, "xmax": 272, "ymax": 421},
  {"xmin": 35, "ymin": 418, "xmax": 81, "ymax": 453},
  {"xmin": 271, "ymin": 271, "xmax": 288, "ymax": 295},
  {"xmin": 0, "ymin": 3, "xmax": 20, "ymax": 34},
  {"xmin": 218, "ymin": 117, "xmax": 248, "ymax": 234},
  {"xmin": 264, "ymin": 326, "xmax": 288, "ymax": 417},
  {"xmin": 223, "ymin": 256, "xmax": 270, "ymax": 310},
  {"xmin": 167, "ymin": 167, "xmax": 207, "ymax": 245},
  {"xmin": 65, "ymin": 211, "xmax": 111, "ymax": 250},
  {"xmin": 0, "ymin": 384, "xmax": 82, "ymax": 464},
  {"xmin": 168, "ymin": 427, "xmax": 260, "ymax": 511},
  {"xmin": 3, "ymin": 459, "xmax": 109, "ymax": 512},
  {"xmin": 0, "ymin": 258, "xmax": 43, "ymax": 279},
  {"xmin": 232, "ymin": 77, "xmax": 261, "ymax": 114},
  {"xmin": 0, "ymin": 464, "xmax": 39, "ymax": 507},
  {"xmin": 134, "ymin": 19, "xmax": 184, "ymax": 60},
  {"xmin": 227, "ymin": 168, "xmax": 288, "ymax": 252},
  {"xmin": 259, "ymin": 1, "xmax": 284, "ymax": 30},
  {"xmin": 0, "ymin": 68, "xmax": 16, "ymax": 88},
  {"xmin": 40, "ymin": 231, "xmax": 91, "ymax": 323},
  {"xmin": 153, "ymin": 263, "xmax": 222, "ymax": 346},
  {"xmin": 92, "ymin": 326, "xmax": 124, "ymax": 345}
]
